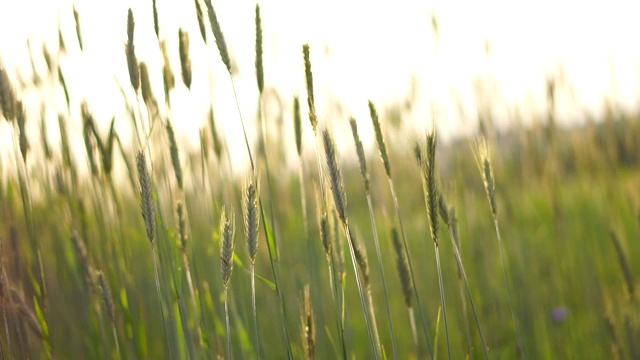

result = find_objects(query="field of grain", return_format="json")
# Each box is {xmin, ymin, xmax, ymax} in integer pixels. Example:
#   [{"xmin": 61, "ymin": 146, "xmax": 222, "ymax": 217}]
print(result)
[{"xmin": 0, "ymin": 2, "xmax": 638, "ymax": 359}]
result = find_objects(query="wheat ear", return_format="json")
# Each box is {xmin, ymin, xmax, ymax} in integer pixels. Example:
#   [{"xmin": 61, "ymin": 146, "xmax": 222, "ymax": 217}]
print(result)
[{"xmin": 421, "ymin": 131, "xmax": 451, "ymax": 360}]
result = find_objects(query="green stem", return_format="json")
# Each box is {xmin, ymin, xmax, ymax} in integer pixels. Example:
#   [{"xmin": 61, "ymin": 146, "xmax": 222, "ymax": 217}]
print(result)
[
  {"xmin": 365, "ymin": 194, "xmax": 398, "ymax": 359},
  {"xmin": 343, "ymin": 225, "xmax": 378, "ymax": 359},
  {"xmin": 388, "ymin": 178, "xmax": 433, "ymax": 358},
  {"xmin": 151, "ymin": 244, "xmax": 174, "ymax": 360}
]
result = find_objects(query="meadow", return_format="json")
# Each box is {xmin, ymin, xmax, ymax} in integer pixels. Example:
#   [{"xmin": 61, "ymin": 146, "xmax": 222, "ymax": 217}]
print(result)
[{"xmin": 0, "ymin": 2, "xmax": 639, "ymax": 359}]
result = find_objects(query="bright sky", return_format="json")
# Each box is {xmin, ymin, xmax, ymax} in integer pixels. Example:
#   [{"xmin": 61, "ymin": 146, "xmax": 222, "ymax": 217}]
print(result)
[{"xmin": 1, "ymin": 0, "xmax": 640, "ymax": 171}]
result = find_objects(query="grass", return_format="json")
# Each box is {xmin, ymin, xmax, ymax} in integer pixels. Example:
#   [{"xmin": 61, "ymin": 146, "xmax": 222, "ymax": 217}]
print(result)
[{"xmin": 0, "ymin": 3, "xmax": 639, "ymax": 360}]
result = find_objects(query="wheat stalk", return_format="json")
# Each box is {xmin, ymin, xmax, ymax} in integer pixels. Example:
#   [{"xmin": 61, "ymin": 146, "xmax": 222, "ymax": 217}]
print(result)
[
  {"xmin": 349, "ymin": 116, "xmax": 398, "ymax": 359},
  {"xmin": 368, "ymin": 100, "xmax": 432, "ymax": 358},
  {"xmin": 439, "ymin": 193, "xmax": 490, "ymax": 359},
  {"xmin": 391, "ymin": 228, "xmax": 418, "ymax": 351},
  {"xmin": 136, "ymin": 151, "xmax": 173, "ymax": 359},
  {"xmin": 243, "ymin": 177, "xmax": 260, "ymax": 357},
  {"xmin": 421, "ymin": 131, "xmax": 451, "ymax": 360},
  {"xmin": 220, "ymin": 207, "xmax": 235, "ymax": 359},
  {"xmin": 475, "ymin": 136, "xmax": 523, "ymax": 357},
  {"xmin": 97, "ymin": 271, "xmax": 120, "ymax": 360},
  {"xmin": 322, "ymin": 128, "xmax": 378, "ymax": 359}
]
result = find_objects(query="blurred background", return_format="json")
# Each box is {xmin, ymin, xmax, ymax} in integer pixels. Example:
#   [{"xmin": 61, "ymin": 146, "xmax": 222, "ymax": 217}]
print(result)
[{"xmin": 2, "ymin": 0, "xmax": 640, "ymax": 172}]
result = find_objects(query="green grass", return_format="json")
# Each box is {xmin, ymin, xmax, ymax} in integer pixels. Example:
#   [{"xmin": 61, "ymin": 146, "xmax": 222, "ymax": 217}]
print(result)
[{"xmin": 0, "ymin": 4, "xmax": 639, "ymax": 360}]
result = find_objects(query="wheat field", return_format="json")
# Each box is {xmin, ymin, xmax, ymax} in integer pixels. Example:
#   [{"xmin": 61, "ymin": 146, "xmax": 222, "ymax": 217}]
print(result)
[{"xmin": 0, "ymin": 2, "xmax": 638, "ymax": 359}]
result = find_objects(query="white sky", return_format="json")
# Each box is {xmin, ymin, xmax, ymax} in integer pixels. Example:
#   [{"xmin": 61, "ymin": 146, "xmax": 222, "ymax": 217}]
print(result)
[{"xmin": 1, "ymin": 0, "xmax": 640, "ymax": 171}]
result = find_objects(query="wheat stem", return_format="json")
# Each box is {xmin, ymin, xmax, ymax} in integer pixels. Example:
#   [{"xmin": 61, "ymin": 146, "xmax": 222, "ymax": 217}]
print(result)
[{"xmin": 422, "ymin": 132, "xmax": 451, "ymax": 360}]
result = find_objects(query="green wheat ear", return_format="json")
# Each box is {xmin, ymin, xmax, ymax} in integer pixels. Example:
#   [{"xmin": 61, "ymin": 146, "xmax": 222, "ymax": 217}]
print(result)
[
  {"xmin": 244, "ymin": 177, "xmax": 259, "ymax": 262},
  {"xmin": 368, "ymin": 100, "xmax": 391, "ymax": 177},
  {"xmin": 302, "ymin": 44, "xmax": 318, "ymax": 131},
  {"xmin": 179, "ymin": 29, "xmax": 192, "ymax": 90},
  {"xmin": 293, "ymin": 96, "xmax": 302, "ymax": 156},
  {"xmin": 255, "ymin": 4, "xmax": 264, "ymax": 94},
  {"xmin": 423, "ymin": 132, "xmax": 439, "ymax": 244},
  {"xmin": 220, "ymin": 207, "xmax": 236, "ymax": 287},
  {"xmin": 125, "ymin": 9, "xmax": 139, "ymax": 92},
  {"xmin": 0, "ymin": 64, "xmax": 16, "ymax": 121},
  {"xmin": 322, "ymin": 129, "xmax": 347, "ymax": 224},
  {"xmin": 139, "ymin": 62, "xmax": 153, "ymax": 106},
  {"xmin": 194, "ymin": 0, "xmax": 207, "ymax": 43},
  {"xmin": 73, "ymin": 5, "xmax": 83, "ymax": 51},
  {"xmin": 205, "ymin": 0, "xmax": 231, "ymax": 73},
  {"xmin": 136, "ymin": 151, "xmax": 155, "ymax": 245},
  {"xmin": 165, "ymin": 121, "xmax": 183, "ymax": 190}
]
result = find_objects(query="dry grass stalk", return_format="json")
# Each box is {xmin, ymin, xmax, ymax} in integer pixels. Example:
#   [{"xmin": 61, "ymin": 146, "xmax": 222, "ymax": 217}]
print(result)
[
  {"xmin": 204, "ymin": 0, "xmax": 231, "ymax": 73},
  {"xmin": 255, "ymin": 4, "xmax": 264, "ymax": 94},
  {"xmin": 126, "ymin": 9, "xmax": 139, "ymax": 92},
  {"xmin": 73, "ymin": 5, "xmax": 83, "ymax": 51},
  {"xmin": 302, "ymin": 44, "xmax": 317, "ymax": 131},
  {"xmin": 136, "ymin": 151, "xmax": 155, "ymax": 245},
  {"xmin": 178, "ymin": 29, "xmax": 192, "ymax": 90},
  {"xmin": 368, "ymin": 101, "xmax": 391, "ymax": 177}
]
